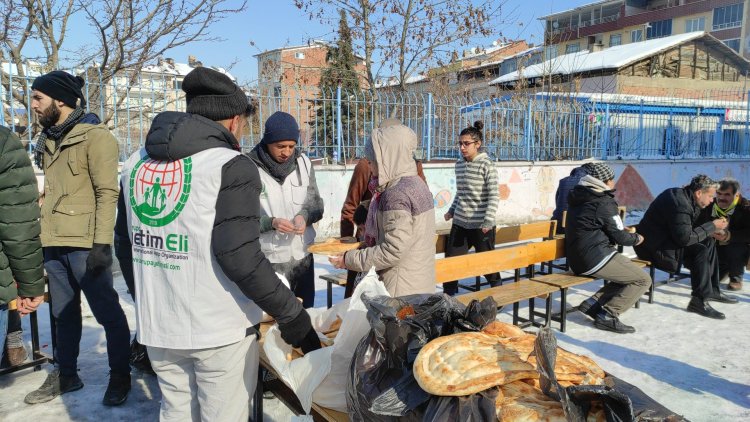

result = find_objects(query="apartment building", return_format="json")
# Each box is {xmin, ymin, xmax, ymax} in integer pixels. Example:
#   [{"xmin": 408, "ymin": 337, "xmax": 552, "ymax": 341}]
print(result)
[{"xmin": 542, "ymin": 0, "xmax": 750, "ymax": 59}]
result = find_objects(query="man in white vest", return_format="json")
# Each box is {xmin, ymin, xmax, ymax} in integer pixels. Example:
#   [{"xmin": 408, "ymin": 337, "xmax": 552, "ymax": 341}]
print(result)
[
  {"xmin": 248, "ymin": 112, "xmax": 324, "ymax": 308},
  {"xmin": 114, "ymin": 68, "xmax": 321, "ymax": 421}
]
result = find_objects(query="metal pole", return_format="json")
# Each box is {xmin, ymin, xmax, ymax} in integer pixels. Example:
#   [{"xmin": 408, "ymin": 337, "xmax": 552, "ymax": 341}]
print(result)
[
  {"xmin": 336, "ymin": 85, "xmax": 342, "ymax": 164},
  {"xmin": 745, "ymin": 90, "xmax": 750, "ymax": 156},
  {"xmin": 426, "ymin": 92, "xmax": 433, "ymax": 161},
  {"xmin": 637, "ymin": 99, "xmax": 644, "ymax": 158},
  {"xmin": 524, "ymin": 100, "xmax": 533, "ymax": 161},
  {"xmin": 602, "ymin": 104, "xmax": 610, "ymax": 160}
]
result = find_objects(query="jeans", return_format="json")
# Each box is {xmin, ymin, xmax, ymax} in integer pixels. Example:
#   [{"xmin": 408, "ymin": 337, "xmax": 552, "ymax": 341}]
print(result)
[
  {"xmin": 442, "ymin": 224, "xmax": 501, "ymax": 295},
  {"xmin": 0, "ymin": 304, "xmax": 7, "ymax": 363},
  {"xmin": 45, "ymin": 246, "xmax": 130, "ymax": 377}
]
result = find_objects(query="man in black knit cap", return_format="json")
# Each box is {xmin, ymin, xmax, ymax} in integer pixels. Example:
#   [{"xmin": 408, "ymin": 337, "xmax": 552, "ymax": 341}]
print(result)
[
  {"xmin": 25, "ymin": 70, "xmax": 132, "ymax": 406},
  {"xmin": 114, "ymin": 67, "xmax": 321, "ymax": 421}
]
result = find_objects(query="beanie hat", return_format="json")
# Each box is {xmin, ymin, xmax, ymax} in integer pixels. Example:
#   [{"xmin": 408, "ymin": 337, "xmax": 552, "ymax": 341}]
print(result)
[
  {"xmin": 261, "ymin": 111, "xmax": 299, "ymax": 144},
  {"xmin": 182, "ymin": 67, "xmax": 249, "ymax": 121},
  {"xmin": 31, "ymin": 70, "xmax": 86, "ymax": 108},
  {"xmin": 582, "ymin": 162, "xmax": 615, "ymax": 183}
]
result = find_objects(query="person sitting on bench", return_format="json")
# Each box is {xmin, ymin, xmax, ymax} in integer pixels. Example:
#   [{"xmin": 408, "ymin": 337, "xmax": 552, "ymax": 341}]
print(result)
[
  {"xmin": 566, "ymin": 162, "xmax": 651, "ymax": 334},
  {"xmin": 635, "ymin": 175, "xmax": 738, "ymax": 320}
]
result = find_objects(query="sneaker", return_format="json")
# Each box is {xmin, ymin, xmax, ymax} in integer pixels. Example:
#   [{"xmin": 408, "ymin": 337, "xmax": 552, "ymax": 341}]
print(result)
[
  {"xmin": 130, "ymin": 338, "xmax": 155, "ymax": 375},
  {"xmin": 102, "ymin": 372, "xmax": 131, "ymax": 406},
  {"xmin": 593, "ymin": 311, "xmax": 636, "ymax": 334},
  {"xmin": 578, "ymin": 297, "xmax": 601, "ymax": 320},
  {"xmin": 24, "ymin": 370, "xmax": 84, "ymax": 404},
  {"xmin": 6, "ymin": 344, "xmax": 28, "ymax": 366}
]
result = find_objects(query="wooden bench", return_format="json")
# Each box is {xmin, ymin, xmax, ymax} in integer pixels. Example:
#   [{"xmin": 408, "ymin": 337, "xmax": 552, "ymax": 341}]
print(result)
[
  {"xmin": 321, "ymin": 220, "xmax": 558, "ymax": 308},
  {"xmin": 437, "ymin": 239, "xmax": 567, "ymax": 329}
]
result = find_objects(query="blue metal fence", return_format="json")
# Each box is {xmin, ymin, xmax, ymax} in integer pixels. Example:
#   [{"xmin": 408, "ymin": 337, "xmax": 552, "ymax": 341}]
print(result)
[{"xmin": 3, "ymin": 64, "xmax": 749, "ymax": 161}]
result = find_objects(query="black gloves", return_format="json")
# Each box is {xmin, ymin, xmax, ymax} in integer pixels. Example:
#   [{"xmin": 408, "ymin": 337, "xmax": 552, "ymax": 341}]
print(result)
[
  {"xmin": 86, "ymin": 243, "xmax": 113, "ymax": 276},
  {"xmin": 278, "ymin": 309, "xmax": 322, "ymax": 354}
]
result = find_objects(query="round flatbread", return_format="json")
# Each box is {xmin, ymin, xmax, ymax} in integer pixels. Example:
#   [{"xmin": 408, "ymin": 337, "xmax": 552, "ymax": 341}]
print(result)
[{"xmin": 306, "ymin": 238, "xmax": 362, "ymax": 255}]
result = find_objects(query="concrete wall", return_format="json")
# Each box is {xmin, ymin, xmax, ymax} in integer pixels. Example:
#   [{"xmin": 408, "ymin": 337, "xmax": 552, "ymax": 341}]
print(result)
[{"xmin": 312, "ymin": 159, "xmax": 750, "ymax": 238}]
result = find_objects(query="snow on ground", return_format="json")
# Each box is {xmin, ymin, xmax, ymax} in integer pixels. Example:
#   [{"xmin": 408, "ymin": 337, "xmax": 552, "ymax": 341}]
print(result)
[{"xmin": 0, "ymin": 252, "xmax": 748, "ymax": 421}]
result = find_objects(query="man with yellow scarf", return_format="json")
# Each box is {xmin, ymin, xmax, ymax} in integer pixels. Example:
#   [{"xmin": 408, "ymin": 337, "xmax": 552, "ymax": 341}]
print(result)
[{"xmin": 702, "ymin": 178, "xmax": 750, "ymax": 291}]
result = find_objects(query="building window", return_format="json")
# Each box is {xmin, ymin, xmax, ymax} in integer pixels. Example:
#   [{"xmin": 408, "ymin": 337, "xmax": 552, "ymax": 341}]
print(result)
[
  {"xmin": 631, "ymin": 29, "xmax": 643, "ymax": 42},
  {"xmin": 685, "ymin": 17, "xmax": 705, "ymax": 32},
  {"xmin": 713, "ymin": 3, "xmax": 744, "ymax": 30},
  {"xmin": 545, "ymin": 46, "xmax": 558, "ymax": 60},
  {"xmin": 723, "ymin": 38, "xmax": 741, "ymax": 52},
  {"xmin": 609, "ymin": 34, "xmax": 622, "ymax": 47},
  {"xmin": 565, "ymin": 43, "xmax": 580, "ymax": 54},
  {"xmin": 294, "ymin": 52, "xmax": 305, "ymax": 59},
  {"xmin": 646, "ymin": 19, "xmax": 672, "ymax": 39}
]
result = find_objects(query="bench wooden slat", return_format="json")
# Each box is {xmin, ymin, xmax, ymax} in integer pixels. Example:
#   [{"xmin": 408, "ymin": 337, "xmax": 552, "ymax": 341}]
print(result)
[
  {"xmin": 320, "ymin": 271, "xmax": 348, "ymax": 286},
  {"xmin": 531, "ymin": 272, "xmax": 594, "ymax": 289},
  {"xmin": 455, "ymin": 279, "xmax": 558, "ymax": 306}
]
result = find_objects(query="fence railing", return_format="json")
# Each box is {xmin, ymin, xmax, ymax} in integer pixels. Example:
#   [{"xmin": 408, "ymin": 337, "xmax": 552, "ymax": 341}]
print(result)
[{"xmin": 4, "ymin": 65, "xmax": 750, "ymax": 162}]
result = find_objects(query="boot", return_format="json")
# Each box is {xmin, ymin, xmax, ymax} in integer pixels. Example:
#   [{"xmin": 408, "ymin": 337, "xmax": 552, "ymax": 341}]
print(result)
[
  {"xmin": 578, "ymin": 297, "xmax": 602, "ymax": 320},
  {"xmin": 593, "ymin": 311, "xmax": 636, "ymax": 334},
  {"xmin": 24, "ymin": 369, "xmax": 84, "ymax": 404},
  {"xmin": 728, "ymin": 279, "xmax": 743, "ymax": 291},
  {"xmin": 6, "ymin": 344, "xmax": 28, "ymax": 366},
  {"xmin": 129, "ymin": 338, "xmax": 155, "ymax": 375},
  {"xmin": 102, "ymin": 372, "xmax": 131, "ymax": 406},
  {"xmin": 687, "ymin": 297, "xmax": 725, "ymax": 320}
]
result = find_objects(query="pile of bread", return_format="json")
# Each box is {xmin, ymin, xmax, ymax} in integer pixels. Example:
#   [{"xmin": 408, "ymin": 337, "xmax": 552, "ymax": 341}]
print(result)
[{"xmin": 414, "ymin": 321, "xmax": 606, "ymax": 421}]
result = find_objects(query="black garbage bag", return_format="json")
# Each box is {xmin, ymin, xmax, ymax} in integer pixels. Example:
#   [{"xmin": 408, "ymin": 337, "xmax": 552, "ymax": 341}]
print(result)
[
  {"xmin": 346, "ymin": 293, "xmax": 497, "ymax": 422},
  {"xmin": 534, "ymin": 327, "xmax": 636, "ymax": 422}
]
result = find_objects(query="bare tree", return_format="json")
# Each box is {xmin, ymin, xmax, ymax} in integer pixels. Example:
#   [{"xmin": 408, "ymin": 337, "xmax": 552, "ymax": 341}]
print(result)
[
  {"xmin": 294, "ymin": 0, "xmax": 507, "ymax": 91},
  {"xmin": 1, "ymin": 0, "xmax": 246, "ymax": 124}
]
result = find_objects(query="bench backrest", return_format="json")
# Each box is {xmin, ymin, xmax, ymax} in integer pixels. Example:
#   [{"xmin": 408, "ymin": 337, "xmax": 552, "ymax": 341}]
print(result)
[
  {"xmin": 435, "ymin": 238, "xmax": 564, "ymax": 284},
  {"xmin": 434, "ymin": 220, "xmax": 557, "ymax": 254}
]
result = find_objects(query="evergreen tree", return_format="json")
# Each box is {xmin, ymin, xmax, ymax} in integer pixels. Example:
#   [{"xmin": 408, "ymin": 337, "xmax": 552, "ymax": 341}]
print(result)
[{"xmin": 314, "ymin": 9, "xmax": 361, "ymax": 162}]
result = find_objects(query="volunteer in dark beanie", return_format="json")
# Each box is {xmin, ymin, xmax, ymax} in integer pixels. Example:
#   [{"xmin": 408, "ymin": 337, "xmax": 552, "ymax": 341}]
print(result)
[
  {"xmin": 114, "ymin": 67, "xmax": 321, "ymax": 421},
  {"xmin": 565, "ymin": 162, "xmax": 652, "ymax": 334},
  {"xmin": 25, "ymin": 70, "xmax": 131, "ymax": 406},
  {"xmin": 247, "ymin": 111, "xmax": 324, "ymax": 308}
]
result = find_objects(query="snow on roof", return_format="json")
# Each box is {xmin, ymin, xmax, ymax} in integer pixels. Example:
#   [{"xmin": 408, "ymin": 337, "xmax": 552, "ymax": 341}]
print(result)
[
  {"xmin": 374, "ymin": 73, "xmax": 428, "ymax": 88},
  {"xmin": 490, "ymin": 32, "xmax": 715, "ymax": 85},
  {"xmin": 141, "ymin": 61, "xmax": 235, "ymax": 81}
]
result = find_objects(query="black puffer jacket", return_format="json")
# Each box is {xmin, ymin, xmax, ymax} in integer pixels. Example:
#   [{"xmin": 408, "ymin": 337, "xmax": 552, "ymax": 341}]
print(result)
[
  {"xmin": 634, "ymin": 187, "xmax": 715, "ymax": 273},
  {"xmin": 114, "ymin": 112, "xmax": 318, "ymax": 350},
  {"xmin": 0, "ymin": 126, "xmax": 45, "ymax": 305},
  {"xmin": 566, "ymin": 185, "xmax": 639, "ymax": 275}
]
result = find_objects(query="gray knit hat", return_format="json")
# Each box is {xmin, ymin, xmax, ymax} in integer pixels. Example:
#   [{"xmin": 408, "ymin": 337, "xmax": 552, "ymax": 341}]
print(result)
[
  {"xmin": 182, "ymin": 67, "xmax": 249, "ymax": 121},
  {"xmin": 582, "ymin": 162, "xmax": 615, "ymax": 183}
]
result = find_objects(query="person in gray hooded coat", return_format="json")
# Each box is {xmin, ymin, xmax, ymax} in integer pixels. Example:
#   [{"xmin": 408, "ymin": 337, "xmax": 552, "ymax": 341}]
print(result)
[{"xmin": 329, "ymin": 119, "xmax": 435, "ymax": 296}]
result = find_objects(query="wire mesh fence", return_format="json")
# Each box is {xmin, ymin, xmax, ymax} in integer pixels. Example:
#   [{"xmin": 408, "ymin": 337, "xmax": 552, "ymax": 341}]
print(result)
[{"xmin": 3, "ymin": 64, "xmax": 750, "ymax": 162}]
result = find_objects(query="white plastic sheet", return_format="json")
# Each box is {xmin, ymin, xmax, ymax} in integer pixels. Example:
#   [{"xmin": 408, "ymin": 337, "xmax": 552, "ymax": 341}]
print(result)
[{"xmin": 263, "ymin": 269, "xmax": 388, "ymax": 414}]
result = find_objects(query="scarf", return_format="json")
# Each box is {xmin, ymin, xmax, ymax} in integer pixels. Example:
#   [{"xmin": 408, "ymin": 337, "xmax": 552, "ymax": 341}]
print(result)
[
  {"xmin": 363, "ymin": 177, "xmax": 381, "ymax": 247},
  {"xmin": 33, "ymin": 107, "xmax": 87, "ymax": 169},
  {"xmin": 250, "ymin": 143, "xmax": 299, "ymax": 184},
  {"xmin": 578, "ymin": 175, "xmax": 612, "ymax": 193},
  {"xmin": 712, "ymin": 196, "xmax": 739, "ymax": 219}
]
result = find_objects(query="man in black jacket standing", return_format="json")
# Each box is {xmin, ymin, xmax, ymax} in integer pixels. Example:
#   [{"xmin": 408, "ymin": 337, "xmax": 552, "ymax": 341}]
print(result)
[
  {"xmin": 566, "ymin": 163, "xmax": 651, "ymax": 333},
  {"xmin": 635, "ymin": 175, "xmax": 737, "ymax": 320},
  {"xmin": 701, "ymin": 178, "xmax": 750, "ymax": 291}
]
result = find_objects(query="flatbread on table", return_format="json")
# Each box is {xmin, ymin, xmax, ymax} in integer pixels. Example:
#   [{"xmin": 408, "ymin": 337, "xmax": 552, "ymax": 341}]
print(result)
[
  {"xmin": 306, "ymin": 237, "xmax": 362, "ymax": 255},
  {"xmin": 495, "ymin": 380, "xmax": 606, "ymax": 422},
  {"xmin": 413, "ymin": 332, "xmax": 538, "ymax": 396}
]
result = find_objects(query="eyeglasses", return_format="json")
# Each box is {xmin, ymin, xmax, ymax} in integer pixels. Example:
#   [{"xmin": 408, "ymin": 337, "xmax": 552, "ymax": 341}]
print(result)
[{"xmin": 457, "ymin": 141, "xmax": 478, "ymax": 147}]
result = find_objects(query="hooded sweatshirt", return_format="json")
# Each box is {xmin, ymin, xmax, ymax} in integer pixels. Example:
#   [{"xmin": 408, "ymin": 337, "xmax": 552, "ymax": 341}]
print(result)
[{"xmin": 344, "ymin": 122, "xmax": 435, "ymax": 296}]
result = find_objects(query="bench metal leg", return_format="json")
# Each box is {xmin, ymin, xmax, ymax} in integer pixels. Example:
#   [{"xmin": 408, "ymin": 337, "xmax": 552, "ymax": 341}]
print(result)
[
  {"xmin": 544, "ymin": 296, "xmax": 553, "ymax": 328},
  {"xmin": 251, "ymin": 366, "xmax": 263, "ymax": 421},
  {"xmin": 326, "ymin": 282, "xmax": 333, "ymax": 309},
  {"xmin": 559, "ymin": 288, "xmax": 567, "ymax": 333},
  {"xmin": 512, "ymin": 302, "xmax": 520, "ymax": 326},
  {"xmin": 648, "ymin": 266, "xmax": 655, "ymax": 303}
]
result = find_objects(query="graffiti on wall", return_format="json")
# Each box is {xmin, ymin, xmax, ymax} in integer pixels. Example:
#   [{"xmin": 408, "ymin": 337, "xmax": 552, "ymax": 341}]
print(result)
[{"xmin": 614, "ymin": 164, "xmax": 654, "ymax": 211}]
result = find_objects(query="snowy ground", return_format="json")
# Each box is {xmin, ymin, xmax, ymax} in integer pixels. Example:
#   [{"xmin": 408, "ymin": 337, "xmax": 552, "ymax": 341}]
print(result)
[{"xmin": 0, "ymin": 252, "xmax": 748, "ymax": 421}]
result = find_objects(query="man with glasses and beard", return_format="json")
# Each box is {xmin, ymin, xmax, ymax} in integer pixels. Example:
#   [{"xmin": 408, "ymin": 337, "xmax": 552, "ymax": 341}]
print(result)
[{"xmin": 25, "ymin": 71, "xmax": 131, "ymax": 406}]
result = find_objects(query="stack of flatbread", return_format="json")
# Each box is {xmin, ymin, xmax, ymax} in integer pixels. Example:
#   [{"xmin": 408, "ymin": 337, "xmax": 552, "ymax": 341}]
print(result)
[{"xmin": 413, "ymin": 321, "xmax": 606, "ymax": 421}]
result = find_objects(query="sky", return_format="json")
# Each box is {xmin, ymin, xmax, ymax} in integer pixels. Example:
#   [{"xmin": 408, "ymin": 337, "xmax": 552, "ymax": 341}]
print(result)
[{"xmin": 141, "ymin": 0, "xmax": 595, "ymax": 85}]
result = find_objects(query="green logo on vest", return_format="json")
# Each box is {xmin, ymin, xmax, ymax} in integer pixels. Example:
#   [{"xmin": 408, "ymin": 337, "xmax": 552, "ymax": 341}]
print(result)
[{"xmin": 129, "ymin": 156, "xmax": 192, "ymax": 227}]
